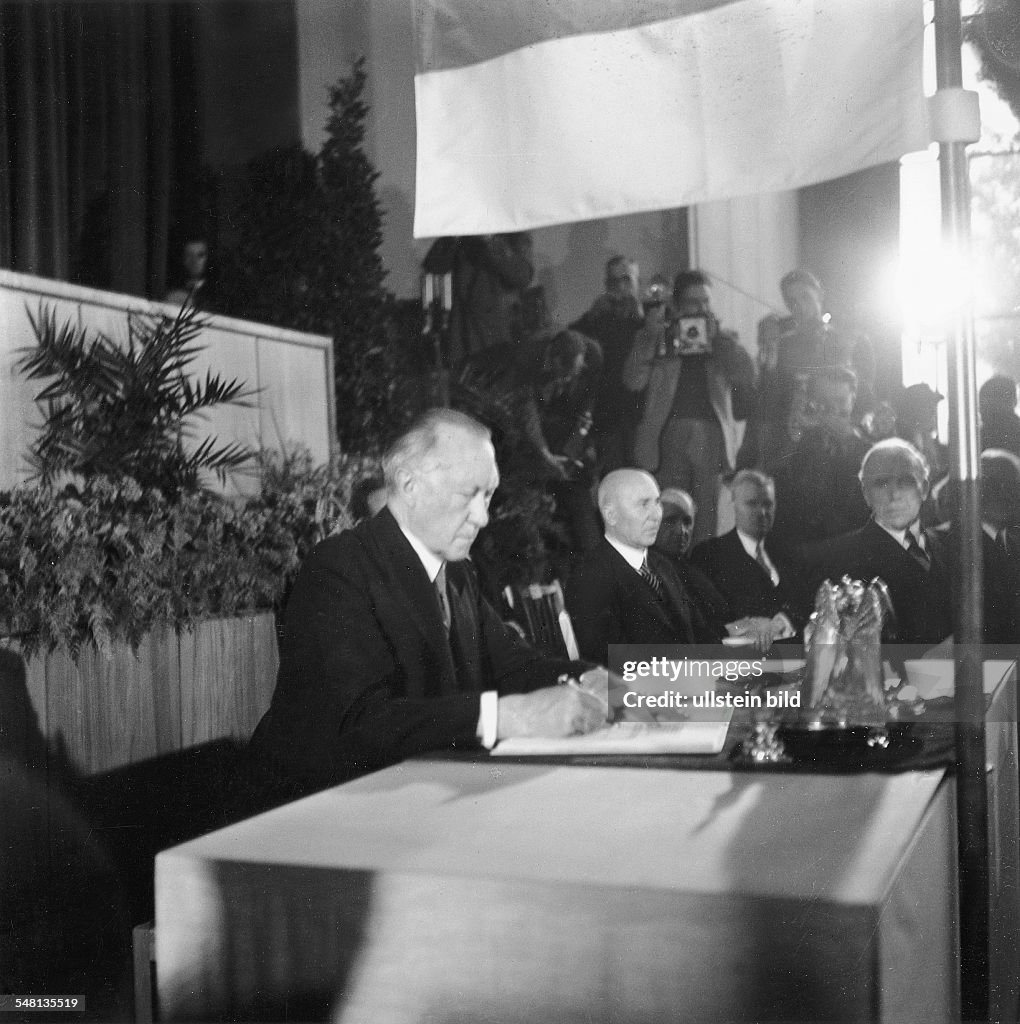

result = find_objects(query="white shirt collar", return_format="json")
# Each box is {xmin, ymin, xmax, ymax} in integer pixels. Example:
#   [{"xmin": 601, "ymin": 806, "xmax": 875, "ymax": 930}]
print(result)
[
  {"xmin": 736, "ymin": 529, "xmax": 765, "ymax": 559},
  {"xmin": 874, "ymin": 518, "xmax": 924, "ymax": 550},
  {"xmin": 982, "ymin": 522, "xmax": 998, "ymax": 541},
  {"xmin": 397, "ymin": 522, "xmax": 445, "ymax": 583},
  {"xmin": 605, "ymin": 534, "xmax": 647, "ymax": 571}
]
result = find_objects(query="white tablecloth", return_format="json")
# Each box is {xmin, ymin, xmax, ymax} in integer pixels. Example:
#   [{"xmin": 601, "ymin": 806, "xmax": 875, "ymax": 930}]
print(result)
[{"xmin": 154, "ymin": 662, "xmax": 1018, "ymax": 1023}]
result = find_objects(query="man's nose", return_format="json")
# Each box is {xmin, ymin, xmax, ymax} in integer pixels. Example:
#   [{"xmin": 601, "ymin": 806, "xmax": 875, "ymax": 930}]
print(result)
[{"xmin": 467, "ymin": 494, "xmax": 489, "ymax": 528}]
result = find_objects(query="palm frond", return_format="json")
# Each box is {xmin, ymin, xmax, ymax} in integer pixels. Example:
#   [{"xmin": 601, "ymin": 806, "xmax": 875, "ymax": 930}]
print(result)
[{"xmin": 20, "ymin": 301, "xmax": 256, "ymax": 496}]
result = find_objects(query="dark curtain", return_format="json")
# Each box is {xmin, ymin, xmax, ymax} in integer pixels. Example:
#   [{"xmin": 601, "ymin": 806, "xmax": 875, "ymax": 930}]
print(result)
[{"xmin": 0, "ymin": 1, "xmax": 198, "ymax": 298}]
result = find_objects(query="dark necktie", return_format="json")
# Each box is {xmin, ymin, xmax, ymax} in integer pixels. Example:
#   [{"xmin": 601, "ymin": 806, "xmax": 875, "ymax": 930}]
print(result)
[
  {"xmin": 905, "ymin": 531, "xmax": 930, "ymax": 572},
  {"xmin": 755, "ymin": 542, "xmax": 778, "ymax": 586},
  {"xmin": 639, "ymin": 557, "xmax": 666, "ymax": 599},
  {"xmin": 435, "ymin": 563, "xmax": 452, "ymax": 632}
]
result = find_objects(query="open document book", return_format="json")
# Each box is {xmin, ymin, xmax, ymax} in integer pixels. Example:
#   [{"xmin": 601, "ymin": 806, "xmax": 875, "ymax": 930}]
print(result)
[{"xmin": 491, "ymin": 713, "xmax": 733, "ymax": 757}]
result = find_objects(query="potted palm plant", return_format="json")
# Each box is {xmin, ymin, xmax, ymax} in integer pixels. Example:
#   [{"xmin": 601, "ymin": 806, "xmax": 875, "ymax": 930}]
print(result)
[
  {"xmin": 1, "ymin": 302, "xmax": 285, "ymax": 776},
  {"xmin": 18, "ymin": 302, "xmax": 254, "ymax": 497}
]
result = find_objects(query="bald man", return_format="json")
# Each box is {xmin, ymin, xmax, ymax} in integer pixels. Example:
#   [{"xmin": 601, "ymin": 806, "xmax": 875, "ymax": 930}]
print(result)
[{"xmin": 566, "ymin": 469, "xmax": 722, "ymax": 663}]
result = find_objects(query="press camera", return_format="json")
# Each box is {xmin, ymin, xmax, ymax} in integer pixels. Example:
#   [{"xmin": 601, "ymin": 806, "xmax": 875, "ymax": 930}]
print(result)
[{"xmin": 660, "ymin": 315, "xmax": 712, "ymax": 357}]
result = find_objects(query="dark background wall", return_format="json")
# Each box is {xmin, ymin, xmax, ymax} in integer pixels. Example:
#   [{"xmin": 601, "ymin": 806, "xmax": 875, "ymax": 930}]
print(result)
[{"xmin": 193, "ymin": 0, "xmax": 301, "ymax": 171}]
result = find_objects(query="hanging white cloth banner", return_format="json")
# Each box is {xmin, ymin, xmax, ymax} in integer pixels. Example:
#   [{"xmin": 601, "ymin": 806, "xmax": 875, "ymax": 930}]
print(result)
[{"xmin": 412, "ymin": 0, "xmax": 931, "ymax": 237}]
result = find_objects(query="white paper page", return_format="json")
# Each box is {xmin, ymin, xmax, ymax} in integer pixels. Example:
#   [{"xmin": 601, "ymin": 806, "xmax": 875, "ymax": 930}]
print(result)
[{"xmin": 491, "ymin": 714, "xmax": 733, "ymax": 757}]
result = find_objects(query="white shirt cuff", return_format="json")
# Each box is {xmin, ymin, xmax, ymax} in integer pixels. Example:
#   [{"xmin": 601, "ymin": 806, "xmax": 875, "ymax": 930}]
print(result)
[{"xmin": 477, "ymin": 690, "xmax": 499, "ymax": 749}]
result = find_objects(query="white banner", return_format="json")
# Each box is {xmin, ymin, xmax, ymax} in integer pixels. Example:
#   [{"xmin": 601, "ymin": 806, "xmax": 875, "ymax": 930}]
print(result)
[{"xmin": 413, "ymin": 0, "xmax": 930, "ymax": 237}]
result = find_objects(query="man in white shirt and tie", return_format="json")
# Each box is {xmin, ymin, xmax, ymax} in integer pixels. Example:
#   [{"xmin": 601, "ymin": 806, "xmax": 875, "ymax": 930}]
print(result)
[
  {"xmin": 931, "ymin": 447, "xmax": 1020, "ymax": 644},
  {"xmin": 250, "ymin": 408, "xmax": 607, "ymax": 797},
  {"xmin": 690, "ymin": 470, "xmax": 806, "ymax": 649},
  {"xmin": 803, "ymin": 438, "xmax": 953, "ymax": 647},
  {"xmin": 566, "ymin": 469, "xmax": 724, "ymax": 664}
]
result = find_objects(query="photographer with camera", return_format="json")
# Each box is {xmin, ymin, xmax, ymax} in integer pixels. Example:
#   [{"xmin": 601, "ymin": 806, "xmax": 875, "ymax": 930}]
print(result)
[
  {"xmin": 512, "ymin": 326, "xmax": 605, "ymax": 561},
  {"xmin": 737, "ymin": 269, "xmax": 874, "ymax": 471},
  {"xmin": 623, "ymin": 269, "xmax": 754, "ymax": 546},
  {"xmin": 571, "ymin": 256, "xmax": 645, "ymax": 471}
]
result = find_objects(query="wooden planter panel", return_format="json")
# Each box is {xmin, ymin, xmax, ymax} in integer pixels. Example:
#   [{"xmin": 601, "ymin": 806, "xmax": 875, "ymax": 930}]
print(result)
[
  {"xmin": 1, "ymin": 613, "xmax": 275, "ymax": 778},
  {"xmin": 44, "ymin": 627, "xmax": 181, "ymax": 775},
  {"xmin": 179, "ymin": 612, "xmax": 277, "ymax": 748}
]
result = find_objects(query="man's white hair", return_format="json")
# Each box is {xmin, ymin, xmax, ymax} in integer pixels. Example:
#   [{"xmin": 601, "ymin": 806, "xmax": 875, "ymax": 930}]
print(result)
[
  {"xmin": 729, "ymin": 468, "xmax": 774, "ymax": 494},
  {"xmin": 382, "ymin": 408, "xmax": 491, "ymax": 491},
  {"xmin": 858, "ymin": 437, "xmax": 929, "ymax": 486}
]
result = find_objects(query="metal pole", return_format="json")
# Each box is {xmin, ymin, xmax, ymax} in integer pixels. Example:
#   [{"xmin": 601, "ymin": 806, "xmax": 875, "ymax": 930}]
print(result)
[{"xmin": 933, "ymin": 1, "xmax": 987, "ymax": 1019}]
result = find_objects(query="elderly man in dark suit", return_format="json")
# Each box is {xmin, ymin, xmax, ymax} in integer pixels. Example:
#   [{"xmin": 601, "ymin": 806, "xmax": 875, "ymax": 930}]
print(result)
[
  {"xmin": 932, "ymin": 448, "xmax": 1020, "ymax": 644},
  {"xmin": 566, "ymin": 469, "xmax": 722, "ymax": 664},
  {"xmin": 802, "ymin": 438, "xmax": 952, "ymax": 647},
  {"xmin": 249, "ymin": 408, "xmax": 606, "ymax": 796},
  {"xmin": 690, "ymin": 470, "xmax": 806, "ymax": 650},
  {"xmin": 654, "ymin": 487, "xmax": 731, "ymax": 636}
]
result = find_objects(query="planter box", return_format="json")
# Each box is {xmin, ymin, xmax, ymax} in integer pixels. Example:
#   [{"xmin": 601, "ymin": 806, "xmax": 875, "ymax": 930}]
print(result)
[
  {"xmin": 1, "ymin": 612, "xmax": 279, "ymax": 777},
  {"xmin": 0, "ymin": 612, "xmax": 280, "ymax": 983}
]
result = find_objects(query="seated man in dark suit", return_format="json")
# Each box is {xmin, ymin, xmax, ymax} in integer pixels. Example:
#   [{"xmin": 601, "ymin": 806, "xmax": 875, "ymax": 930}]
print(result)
[
  {"xmin": 801, "ymin": 438, "xmax": 952, "ymax": 647},
  {"xmin": 690, "ymin": 469, "xmax": 807, "ymax": 649},
  {"xmin": 249, "ymin": 409, "xmax": 606, "ymax": 797},
  {"xmin": 566, "ymin": 469, "xmax": 722, "ymax": 664},
  {"xmin": 654, "ymin": 487, "xmax": 731, "ymax": 636},
  {"xmin": 932, "ymin": 449, "xmax": 1020, "ymax": 645}
]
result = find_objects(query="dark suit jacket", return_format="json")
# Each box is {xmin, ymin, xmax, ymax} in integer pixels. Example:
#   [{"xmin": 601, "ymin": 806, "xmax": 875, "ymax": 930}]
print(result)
[
  {"xmin": 689, "ymin": 529, "xmax": 808, "ymax": 631},
  {"xmin": 801, "ymin": 518, "xmax": 953, "ymax": 647},
  {"xmin": 769, "ymin": 428, "xmax": 872, "ymax": 554},
  {"xmin": 249, "ymin": 508, "xmax": 576, "ymax": 792},
  {"xmin": 932, "ymin": 524, "xmax": 1020, "ymax": 645},
  {"xmin": 658, "ymin": 549, "xmax": 732, "ymax": 638},
  {"xmin": 566, "ymin": 540, "xmax": 721, "ymax": 664}
]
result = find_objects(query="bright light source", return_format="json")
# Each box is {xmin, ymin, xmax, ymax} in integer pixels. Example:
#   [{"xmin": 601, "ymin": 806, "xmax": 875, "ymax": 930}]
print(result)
[{"xmin": 897, "ymin": 242, "xmax": 977, "ymax": 336}]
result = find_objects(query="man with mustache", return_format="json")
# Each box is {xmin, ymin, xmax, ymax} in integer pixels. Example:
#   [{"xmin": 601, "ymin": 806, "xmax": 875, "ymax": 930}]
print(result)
[{"xmin": 250, "ymin": 408, "xmax": 606, "ymax": 797}]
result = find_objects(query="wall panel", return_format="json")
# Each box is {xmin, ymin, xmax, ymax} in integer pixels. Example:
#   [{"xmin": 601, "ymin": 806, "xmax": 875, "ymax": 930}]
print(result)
[{"xmin": 0, "ymin": 270, "xmax": 334, "ymax": 492}]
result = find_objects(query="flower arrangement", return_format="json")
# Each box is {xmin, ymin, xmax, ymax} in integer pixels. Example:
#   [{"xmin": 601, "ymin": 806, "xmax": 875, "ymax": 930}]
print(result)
[
  {"xmin": 0, "ymin": 450, "xmax": 371, "ymax": 660},
  {"xmin": 3, "ymin": 287, "xmax": 384, "ymax": 659}
]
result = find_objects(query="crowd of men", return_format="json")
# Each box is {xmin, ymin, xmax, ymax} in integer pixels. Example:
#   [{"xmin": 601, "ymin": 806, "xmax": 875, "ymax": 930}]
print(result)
[{"xmin": 244, "ymin": 252, "xmax": 1020, "ymax": 802}]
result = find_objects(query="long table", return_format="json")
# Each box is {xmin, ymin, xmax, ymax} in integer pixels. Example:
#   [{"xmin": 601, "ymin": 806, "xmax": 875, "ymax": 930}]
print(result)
[{"xmin": 155, "ymin": 662, "xmax": 1019, "ymax": 1023}]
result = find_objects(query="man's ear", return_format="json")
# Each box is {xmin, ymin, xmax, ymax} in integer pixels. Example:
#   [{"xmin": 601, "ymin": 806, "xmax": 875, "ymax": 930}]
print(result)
[
  {"xmin": 393, "ymin": 465, "xmax": 418, "ymax": 506},
  {"xmin": 601, "ymin": 504, "xmax": 616, "ymax": 528}
]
